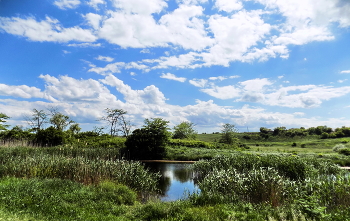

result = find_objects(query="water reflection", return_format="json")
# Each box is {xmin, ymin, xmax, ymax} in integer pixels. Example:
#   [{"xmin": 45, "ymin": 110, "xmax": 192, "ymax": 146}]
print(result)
[{"xmin": 145, "ymin": 163, "xmax": 200, "ymax": 201}]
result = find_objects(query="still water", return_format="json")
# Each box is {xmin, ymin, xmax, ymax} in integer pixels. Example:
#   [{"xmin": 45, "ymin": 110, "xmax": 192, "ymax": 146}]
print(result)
[{"xmin": 145, "ymin": 162, "xmax": 200, "ymax": 201}]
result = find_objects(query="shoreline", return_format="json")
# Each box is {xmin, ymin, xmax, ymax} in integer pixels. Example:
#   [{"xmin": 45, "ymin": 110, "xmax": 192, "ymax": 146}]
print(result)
[{"xmin": 140, "ymin": 160, "xmax": 196, "ymax": 164}]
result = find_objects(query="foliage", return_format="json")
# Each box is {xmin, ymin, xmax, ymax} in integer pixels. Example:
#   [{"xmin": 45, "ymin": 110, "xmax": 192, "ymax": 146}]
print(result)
[
  {"xmin": 339, "ymin": 148, "xmax": 350, "ymax": 156},
  {"xmin": 168, "ymin": 139, "xmax": 214, "ymax": 148},
  {"xmin": 219, "ymin": 123, "xmax": 238, "ymax": 145},
  {"xmin": 0, "ymin": 126, "xmax": 34, "ymax": 140},
  {"xmin": 24, "ymin": 109, "xmax": 48, "ymax": 132},
  {"xmin": 0, "ymin": 177, "xmax": 136, "ymax": 220},
  {"xmin": 0, "ymin": 149, "xmax": 159, "ymax": 193},
  {"xmin": 35, "ymin": 126, "xmax": 66, "ymax": 146},
  {"xmin": 125, "ymin": 118, "xmax": 171, "ymax": 160},
  {"xmin": 100, "ymin": 108, "xmax": 132, "ymax": 136},
  {"xmin": 49, "ymin": 111, "xmax": 74, "ymax": 131},
  {"xmin": 172, "ymin": 121, "xmax": 197, "ymax": 140},
  {"xmin": 0, "ymin": 113, "xmax": 10, "ymax": 131}
]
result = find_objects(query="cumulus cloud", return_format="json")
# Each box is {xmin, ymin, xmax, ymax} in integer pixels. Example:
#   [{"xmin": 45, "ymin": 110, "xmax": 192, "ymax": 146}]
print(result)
[
  {"xmin": 340, "ymin": 70, "xmax": 350, "ymax": 74},
  {"xmin": 100, "ymin": 75, "xmax": 167, "ymax": 105},
  {"xmin": 54, "ymin": 0, "xmax": 80, "ymax": 9},
  {"xmin": 201, "ymin": 85, "xmax": 241, "ymax": 99},
  {"xmin": 189, "ymin": 79, "xmax": 208, "ymax": 88},
  {"xmin": 160, "ymin": 73, "xmax": 187, "ymax": 82},
  {"xmin": 39, "ymin": 74, "xmax": 116, "ymax": 102},
  {"xmin": 2, "ymin": 74, "xmax": 350, "ymax": 132},
  {"xmin": 88, "ymin": 0, "xmax": 105, "ymax": 9},
  {"xmin": 214, "ymin": 0, "xmax": 243, "ymax": 12},
  {"xmin": 95, "ymin": 55, "xmax": 114, "ymax": 62},
  {"xmin": 0, "ymin": 16, "xmax": 96, "ymax": 43},
  {"xmin": 88, "ymin": 62, "xmax": 125, "ymax": 75},
  {"xmin": 0, "ymin": 84, "xmax": 43, "ymax": 99}
]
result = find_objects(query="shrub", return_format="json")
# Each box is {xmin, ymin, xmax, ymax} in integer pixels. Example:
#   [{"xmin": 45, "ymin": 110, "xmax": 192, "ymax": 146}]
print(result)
[
  {"xmin": 198, "ymin": 167, "xmax": 296, "ymax": 206},
  {"xmin": 124, "ymin": 118, "xmax": 170, "ymax": 160},
  {"xmin": 333, "ymin": 144, "xmax": 346, "ymax": 152},
  {"xmin": 339, "ymin": 148, "xmax": 350, "ymax": 156}
]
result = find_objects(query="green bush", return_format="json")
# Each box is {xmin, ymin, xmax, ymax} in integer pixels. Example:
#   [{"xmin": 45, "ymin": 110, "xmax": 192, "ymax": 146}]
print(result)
[{"xmin": 339, "ymin": 148, "xmax": 350, "ymax": 156}]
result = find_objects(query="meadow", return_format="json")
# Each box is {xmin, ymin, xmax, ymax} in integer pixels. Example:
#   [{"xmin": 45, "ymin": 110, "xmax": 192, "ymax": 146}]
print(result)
[{"xmin": 0, "ymin": 133, "xmax": 349, "ymax": 220}]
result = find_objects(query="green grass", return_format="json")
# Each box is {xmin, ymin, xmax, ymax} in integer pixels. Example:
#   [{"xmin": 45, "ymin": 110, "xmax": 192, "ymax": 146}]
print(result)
[
  {"xmin": 1, "ymin": 135, "xmax": 350, "ymax": 220},
  {"xmin": 0, "ymin": 177, "xmax": 135, "ymax": 221}
]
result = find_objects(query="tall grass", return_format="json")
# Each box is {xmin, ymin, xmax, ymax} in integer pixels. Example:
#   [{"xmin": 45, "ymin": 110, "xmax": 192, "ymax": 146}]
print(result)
[
  {"xmin": 0, "ymin": 147, "xmax": 159, "ymax": 194},
  {"xmin": 191, "ymin": 153, "xmax": 350, "ymax": 220}
]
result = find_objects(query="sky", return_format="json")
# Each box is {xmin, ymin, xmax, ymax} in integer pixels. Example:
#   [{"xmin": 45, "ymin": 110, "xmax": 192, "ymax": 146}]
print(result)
[{"xmin": 0, "ymin": 0, "xmax": 350, "ymax": 133}]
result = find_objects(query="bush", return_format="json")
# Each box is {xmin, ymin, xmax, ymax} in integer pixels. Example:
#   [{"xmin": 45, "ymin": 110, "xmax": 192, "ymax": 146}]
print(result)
[
  {"xmin": 333, "ymin": 144, "xmax": 347, "ymax": 152},
  {"xmin": 339, "ymin": 148, "xmax": 350, "ymax": 156},
  {"xmin": 125, "ymin": 118, "xmax": 170, "ymax": 160},
  {"xmin": 35, "ymin": 126, "xmax": 66, "ymax": 146}
]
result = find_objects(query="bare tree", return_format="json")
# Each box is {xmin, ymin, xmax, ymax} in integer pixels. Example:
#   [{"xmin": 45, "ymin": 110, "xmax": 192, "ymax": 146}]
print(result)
[
  {"xmin": 24, "ymin": 109, "xmax": 48, "ymax": 132},
  {"xmin": 100, "ymin": 108, "xmax": 128, "ymax": 136},
  {"xmin": 118, "ymin": 114, "xmax": 134, "ymax": 137}
]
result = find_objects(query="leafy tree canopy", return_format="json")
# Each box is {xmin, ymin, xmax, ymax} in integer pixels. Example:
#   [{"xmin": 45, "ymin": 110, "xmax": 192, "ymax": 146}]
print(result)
[
  {"xmin": 0, "ymin": 113, "xmax": 10, "ymax": 131},
  {"xmin": 172, "ymin": 121, "xmax": 197, "ymax": 140},
  {"xmin": 219, "ymin": 123, "xmax": 238, "ymax": 145},
  {"xmin": 124, "ymin": 118, "xmax": 170, "ymax": 160}
]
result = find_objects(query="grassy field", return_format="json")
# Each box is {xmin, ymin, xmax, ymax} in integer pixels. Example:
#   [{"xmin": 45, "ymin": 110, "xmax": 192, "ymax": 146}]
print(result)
[{"xmin": 0, "ymin": 133, "xmax": 350, "ymax": 220}]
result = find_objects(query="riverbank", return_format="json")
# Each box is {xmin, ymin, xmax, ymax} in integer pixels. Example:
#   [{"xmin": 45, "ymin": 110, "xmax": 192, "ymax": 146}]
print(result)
[{"xmin": 141, "ymin": 160, "xmax": 196, "ymax": 164}]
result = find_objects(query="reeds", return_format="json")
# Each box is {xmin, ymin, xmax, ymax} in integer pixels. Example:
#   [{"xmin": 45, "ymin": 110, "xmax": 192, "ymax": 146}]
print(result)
[
  {"xmin": 0, "ymin": 147, "xmax": 159, "ymax": 193},
  {"xmin": 191, "ymin": 153, "xmax": 350, "ymax": 219}
]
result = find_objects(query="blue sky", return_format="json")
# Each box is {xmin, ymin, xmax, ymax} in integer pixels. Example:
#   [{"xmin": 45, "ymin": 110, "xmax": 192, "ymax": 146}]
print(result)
[{"xmin": 0, "ymin": 0, "xmax": 350, "ymax": 133}]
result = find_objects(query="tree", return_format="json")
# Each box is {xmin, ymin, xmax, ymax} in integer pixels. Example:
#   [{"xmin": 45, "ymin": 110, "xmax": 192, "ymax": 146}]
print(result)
[
  {"xmin": 49, "ymin": 108, "xmax": 74, "ymax": 131},
  {"xmin": 35, "ymin": 126, "xmax": 66, "ymax": 146},
  {"xmin": 0, "ymin": 113, "xmax": 10, "ymax": 131},
  {"xmin": 50, "ymin": 113, "xmax": 74, "ymax": 131},
  {"xmin": 25, "ymin": 109, "xmax": 48, "ymax": 132},
  {"xmin": 68, "ymin": 123, "xmax": 81, "ymax": 135},
  {"xmin": 124, "ymin": 118, "xmax": 170, "ymax": 160},
  {"xmin": 100, "ymin": 108, "xmax": 127, "ymax": 136},
  {"xmin": 118, "ymin": 114, "xmax": 134, "ymax": 137},
  {"xmin": 172, "ymin": 121, "xmax": 197, "ymax": 140},
  {"xmin": 219, "ymin": 123, "xmax": 238, "ymax": 145}
]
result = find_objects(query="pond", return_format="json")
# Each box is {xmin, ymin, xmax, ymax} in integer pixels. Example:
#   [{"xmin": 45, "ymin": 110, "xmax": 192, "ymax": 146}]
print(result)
[{"xmin": 144, "ymin": 162, "xmax": 200, "ymax": 201}]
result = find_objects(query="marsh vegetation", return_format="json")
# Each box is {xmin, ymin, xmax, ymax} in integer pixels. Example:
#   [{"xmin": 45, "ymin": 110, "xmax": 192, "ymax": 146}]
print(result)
[{"xmin": 1, "ymin": 111, "xmax": 350, "ymax": 220}]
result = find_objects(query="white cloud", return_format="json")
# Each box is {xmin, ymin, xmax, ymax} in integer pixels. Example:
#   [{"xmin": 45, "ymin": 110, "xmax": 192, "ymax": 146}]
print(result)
[
  {"xmin": 160, "ymin": 73, "xmax": 187, "ymax": 82},
  {"xmin": 0, "ymin": 16, "xmax": 96, "ymax": 43},
  {"xmin": 189, "ymin": 79, "xmax": 208, "ymax": 88},
  {"xmin": 239, "ymin": 78, "xmax": 273, "ymax": 92},
  {"xmin": 100, "ymin": 75, "xmax": 167, "ymax": 105},
  {"xmin": 340, "ymin": 70, "xmax": 350, "ymax": 74},
  {"xmin": 67, "ymin": 43, "xmax": 101, "ymax": 47},
  {"xmin": 88, "ymin": 0, "xmax": 105, "ymax": 9},
  {"xmin": 112, "ymin": 0, "xmax": 168, "ymax": 15},
  {"xmin": 39, "ymin": 74, "xmax": 116, "ymax": 102},
  {"xmin": 2, "ymin": 74, "xmax": 350, "ymax": 132},
  {"xmin": 140, "ymin": 49, "xmax": 150, "ymax": 53},
  {"xmin": 264, "ymin": 85, "xmax": 350, "ymax": 108},
  {"xmin": 201, "ymin": 85, "xmax": 241, "ymax": 99},
  {"xmin": 338, "ymin": 79, "xmax": 348, "ymax": 83},
  {"xmin": 95, "ymin": 55, "xmax": 114, "ymax": 62},
  {"xmin": 0, "ymin": 84, "xmax": 43, "ymax": 99},
  {"xmin": 88, "ymin": 62, "xmax": 125, "ymax": 75},
  {"xmin": 85, "ymin": 13, "xmax": 102, "ymax": 30},
  {"xmin": 54, "ymin": 0, "xmax": 80, "ymax": 9},
  {"xmin": 214, "ymin": 0, "xmax": 243, "ymax": 12}
]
